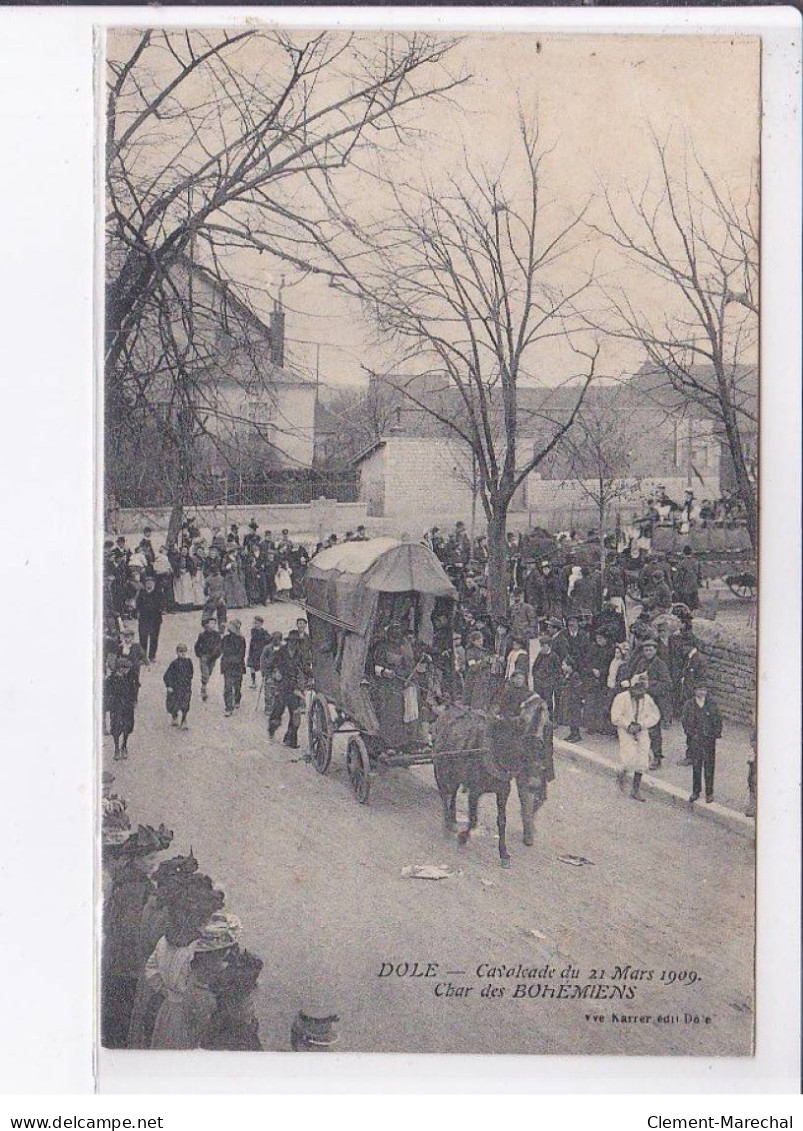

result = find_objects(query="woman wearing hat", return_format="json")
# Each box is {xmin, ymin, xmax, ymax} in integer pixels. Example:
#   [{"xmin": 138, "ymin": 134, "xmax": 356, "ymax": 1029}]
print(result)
[
  {"xmin": 201, "ymin": 948, "xmax": 264, "ymax": 1051},
  {"xmin": 146, "ymin": 911, "xmax": 241, "ymax": 1050},
  {"xmin": 102, "ymin": 825, "xmax": 173, "ymax": 1047}
]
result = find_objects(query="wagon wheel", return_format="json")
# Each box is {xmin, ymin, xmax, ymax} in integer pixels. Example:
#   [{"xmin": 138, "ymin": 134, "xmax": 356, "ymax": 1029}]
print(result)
[
  {"xmin": 726, "ymin": 576, "xmax": 757, "ymax": 600},
  {"xmin": 346, "ymin": 735, "xmax": 372, "ymax": 804},
  {"xmin": 307, "ymin": 693, "xmax": 333, "ymax": 775}
]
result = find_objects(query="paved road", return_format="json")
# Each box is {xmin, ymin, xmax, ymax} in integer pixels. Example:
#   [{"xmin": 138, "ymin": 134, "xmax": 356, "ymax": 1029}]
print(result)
[{"xmin": 104, "ymin": 603, "xmax": 755, "ymax": 1056}]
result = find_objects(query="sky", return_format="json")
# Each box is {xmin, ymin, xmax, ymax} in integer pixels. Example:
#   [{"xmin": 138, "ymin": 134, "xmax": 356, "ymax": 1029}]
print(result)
[
  {"xmin": 109, "ymin": 29, "xmax": 760, "ymax": 391},
  {"xmin": 272, "ymin": 32, "xmax": 760, "ymax": 390}
]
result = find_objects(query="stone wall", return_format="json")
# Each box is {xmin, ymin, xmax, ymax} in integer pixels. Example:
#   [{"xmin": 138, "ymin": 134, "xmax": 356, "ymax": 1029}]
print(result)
[
  {"xmin": 112, "ymin": 500, "xmax": 368, "ymax": 542},
  {"xmin": 693, "ymin": 620, "xmax": 757, "ymax": 727}
]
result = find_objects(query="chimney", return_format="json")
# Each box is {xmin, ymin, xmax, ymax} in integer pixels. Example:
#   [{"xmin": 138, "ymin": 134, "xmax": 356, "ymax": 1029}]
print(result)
[{"xmin": 269, "ymin": 297, "xmax": 285, "ymax": 368}]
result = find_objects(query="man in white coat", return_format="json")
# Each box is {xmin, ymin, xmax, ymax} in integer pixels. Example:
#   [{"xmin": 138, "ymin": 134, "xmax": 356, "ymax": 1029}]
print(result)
[{"xmin": 610, "ymin": 673, "xmax": 661, "ymax": 802}]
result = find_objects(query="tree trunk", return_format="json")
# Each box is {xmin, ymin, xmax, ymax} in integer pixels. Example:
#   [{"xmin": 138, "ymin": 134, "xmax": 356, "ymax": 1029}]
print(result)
[
  {"xmin": 486, "ymin": 504, "xmax": 509, "ymax": 626},
  {"xmin": 167, "ymin": 504, "xmax": 184, "ymax": 549},
  {"xmin": 598, "ymin": 498, "xmax": 606, "ymax": 612},
  {"xmin": 721, "ymin": 400, "xmax": 758, "ymax": 550}
]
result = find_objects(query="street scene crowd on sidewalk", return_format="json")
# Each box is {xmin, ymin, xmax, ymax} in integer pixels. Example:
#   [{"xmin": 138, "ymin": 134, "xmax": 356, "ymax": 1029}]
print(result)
[{"xmin": 102, "ymin": 500, "xmax": 756, "ymax": 1051}]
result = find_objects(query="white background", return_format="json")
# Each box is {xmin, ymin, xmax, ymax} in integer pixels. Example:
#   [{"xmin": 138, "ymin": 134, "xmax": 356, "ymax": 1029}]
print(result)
[{"xmin": 0, "ymin": 4, "xmax": 799, "ymax": 1112}]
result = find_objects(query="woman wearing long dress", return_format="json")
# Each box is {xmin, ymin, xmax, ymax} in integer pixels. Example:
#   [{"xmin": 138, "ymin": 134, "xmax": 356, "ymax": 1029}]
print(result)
[
  {"xmin": 145, "ymin": 936, "xmax": 200, "ymax": 1049},
  {"xmin": 173, "ymin": 552, "xmax": 196, "ymax": 610},
  {"xmin": 190, "ymin": 552, "xmax": 206, "ymax": 608},
  {"xmin": 232, "ymin": 556, "xmax": 248, "ymax": 608},
  {"xmin": 146, "ymin": 913, "xmax": 241, "ymax": 1049}
]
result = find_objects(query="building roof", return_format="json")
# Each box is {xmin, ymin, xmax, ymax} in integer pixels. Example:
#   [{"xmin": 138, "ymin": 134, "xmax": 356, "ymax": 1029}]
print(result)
[{"xmin": 352, "ymin": 362, "xmax": 758, "ymax": 452}]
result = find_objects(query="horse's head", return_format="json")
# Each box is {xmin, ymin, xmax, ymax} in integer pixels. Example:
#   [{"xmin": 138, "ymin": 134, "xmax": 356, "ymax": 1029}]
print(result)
[{"xmin": 518, "ymin": 694, "xmax": 547, "ymax": 741}]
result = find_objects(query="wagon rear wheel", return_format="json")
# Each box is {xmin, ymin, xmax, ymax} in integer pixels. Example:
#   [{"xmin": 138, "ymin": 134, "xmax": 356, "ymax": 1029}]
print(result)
[
  {"xmin": 308, "ymin": 693, "xmax": 333, "ymax": 774},
  {"xmin": 346, "ymin": 735, "xmax": 372, "ymax": 804},
  {"xmin": 725, "ymin": 574, "xmax": 757, "ymax": 600}
]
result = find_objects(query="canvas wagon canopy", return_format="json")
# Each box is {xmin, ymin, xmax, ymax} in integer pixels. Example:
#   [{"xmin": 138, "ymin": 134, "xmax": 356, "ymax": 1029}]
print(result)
[
  {"xmin": 305, "ymin": 539, "xmax": 456, "ymax": 737},
  {"xmin": 306, "ymin": 538, "xmax": 456, "ymax": 637}
]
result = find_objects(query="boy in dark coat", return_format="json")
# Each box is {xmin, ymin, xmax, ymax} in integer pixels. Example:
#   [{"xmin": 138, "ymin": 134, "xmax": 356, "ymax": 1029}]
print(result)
[
  {"xmin": 531, "ymin": 637, "xmax": 563, "ymax": 718},
  {"xmin": 163, "ymin": 643, "xmax": 194, "ymax": 728},
  {"xmin": 680, "ymin": 683, "xmax": 722, "ymax": 803},
  {"xmin": 221, "ymin": 620, "xmax": 246, "ymax": 717},
  {"xmin": 560, "ymin": 655, "xmax": 585, "ymax": 743},
  {"xmin": 268, "ymin": 630, "xmax": 306, "ymax": 747},
  {"xmin": 106, "ymin": 654, "xmax": 140, "ymax": 760},
  {"xmin": 194, "ymin": 618, "xmax": 222, "ymax": 702},
  {"xmin": 247, "ymin": 616, "xmax": 271, "ymax": 689}
]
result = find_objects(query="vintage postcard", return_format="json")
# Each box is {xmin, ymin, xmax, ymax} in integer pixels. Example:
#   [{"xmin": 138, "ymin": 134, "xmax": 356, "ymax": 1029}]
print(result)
[{"xmin": 100, "ymin": 26, "xmax": 759, "ymax": 1058}]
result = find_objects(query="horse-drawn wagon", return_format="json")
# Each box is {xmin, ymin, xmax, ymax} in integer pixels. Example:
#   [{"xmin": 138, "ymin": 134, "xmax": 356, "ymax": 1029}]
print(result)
[
  {"xmin": 303, "ymin": 538, "xmax": 457, "ymax": 804},
  {"xmin": 650, "ymin": 525, "xmax": 756, "ymax": 600}
]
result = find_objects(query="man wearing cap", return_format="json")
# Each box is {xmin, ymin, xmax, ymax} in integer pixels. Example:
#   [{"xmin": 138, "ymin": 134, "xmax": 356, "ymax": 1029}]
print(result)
[
  {"xmin": 680, "ymin": 682, "xmax": 722, "ymax": 803},
  {"xmin": 552, "ymin": 615, "xmax": 589, "ymax": 675},
  {"xmin": 136, "ymin": 575, "xmax": 165, "ymax": 661},
  {"xmin": 194, "ymin": 617, "xmax": 222, "ymax": 702},
  {"xmin": 267, "ymin": 630, "xmax": 306, "ymax": 747},
  {"xmin": 220, "ymin": 619, "xmax": 246, "ymax": 717},
  {"xmin": 531, "ymin": 636, "xmax": 562, "ymax": 717},
  {"xmin": 630, "ymin": 638, "xmax": 672, "ymax": 770},
  {"xmin": 673, "ymin": 544, "xmax": 701, "ymax": 610},
  {"xmin": 243, "ymin": 519, "xmax": 260, "ymax": 552}
]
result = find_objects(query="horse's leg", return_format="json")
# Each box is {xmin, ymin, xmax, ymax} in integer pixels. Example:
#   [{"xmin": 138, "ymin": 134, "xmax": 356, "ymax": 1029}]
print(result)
[
  {"xmin": 435, "ymin": 764, "xmax": 458, "ymax": 833},
  {"xmin": 517, "ymin": 774, "xmax": 536, "ymax": 847},
  {"xmin": 458, "ymin": 790, "xmax": 478, "ymax": 845},
  {"xmin": 497, "ymin": 784, "xmax": 511, "ymax": 865}
]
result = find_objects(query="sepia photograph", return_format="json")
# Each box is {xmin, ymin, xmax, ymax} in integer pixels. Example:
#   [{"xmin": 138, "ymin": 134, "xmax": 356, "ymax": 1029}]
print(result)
[{"xmin": 100, "ymin": 25, "xmax": 760, "ymax": 1059}]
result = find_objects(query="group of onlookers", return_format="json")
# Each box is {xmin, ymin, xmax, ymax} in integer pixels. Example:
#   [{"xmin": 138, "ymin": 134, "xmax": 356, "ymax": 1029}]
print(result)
[{"xmin": 101, "ymin": 784, "xmax": 264, "ymax": 1051}]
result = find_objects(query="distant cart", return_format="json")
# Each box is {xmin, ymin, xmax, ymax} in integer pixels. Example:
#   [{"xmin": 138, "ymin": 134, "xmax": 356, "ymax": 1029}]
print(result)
[
  {"xmin": 302, "ymin": 539, "xmax": 457, "ymax": 804},
  {"xmin": 651, "ymin": 525, "xmax": 756, "ymax": 599}
]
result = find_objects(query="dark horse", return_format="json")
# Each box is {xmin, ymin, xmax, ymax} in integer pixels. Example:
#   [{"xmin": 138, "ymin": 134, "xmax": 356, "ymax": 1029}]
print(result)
[{"xmin": 431, "ymin": 696, "xmax": 554, "ymax": 866}]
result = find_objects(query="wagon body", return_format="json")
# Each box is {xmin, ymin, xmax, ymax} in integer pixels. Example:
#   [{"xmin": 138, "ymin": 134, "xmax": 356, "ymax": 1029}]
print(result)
[{"xmin": 305, "ymin": 537, "xmax": 456, "ymax": 737}]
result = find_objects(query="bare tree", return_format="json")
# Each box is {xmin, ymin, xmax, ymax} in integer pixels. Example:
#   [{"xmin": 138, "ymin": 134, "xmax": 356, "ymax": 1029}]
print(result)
[
  {"xmin": 351, "ymin": 121, "xmax": 598, "ymax": 621},
  {"xmin": 321, "ymin": 382, "xmax": 400, "ymax": 465},
  {"xmin": 592, "ymin": 135, "xmax": 758, "ymax": 547},
  {"xmin": 105, "ymin": 29, "xmax": 465, "ymax": 520},
  {"xmin": 552, "ymin": 394, "xmax": 641, "ymax": 578}
]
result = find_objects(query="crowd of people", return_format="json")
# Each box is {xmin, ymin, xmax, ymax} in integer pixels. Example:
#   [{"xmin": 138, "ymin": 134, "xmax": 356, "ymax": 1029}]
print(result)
[
  {"xmin": 101, "ymin": 509, "xmax": 755, "ymax": 1049},
  {"xmin": 424, "ymin": 528, "xmax": 717, "ymax": 805},
  {"xmin": 101, "ymin": 778, "xmax": 339, "ymax": 1052},
  {"xmin": 101, "ymin": 793, "xmax": 264, "ymax": 1051}
]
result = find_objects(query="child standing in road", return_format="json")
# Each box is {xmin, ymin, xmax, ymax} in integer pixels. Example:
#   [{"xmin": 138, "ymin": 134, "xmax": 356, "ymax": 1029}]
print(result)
[
  {"xmin": 221, "ymin": 620, "xmax": 246, "ymax": 717},
  {"xmin": 163, "ymin": 643, "xmax": 194, "ymax": 729},
  {"xmin": 247, "ymin": 616, "xmax": 271, "ymax": 690},
  {"xmin": 194, "ymin": 618, "xmax": 222, "ymax": 702}
]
